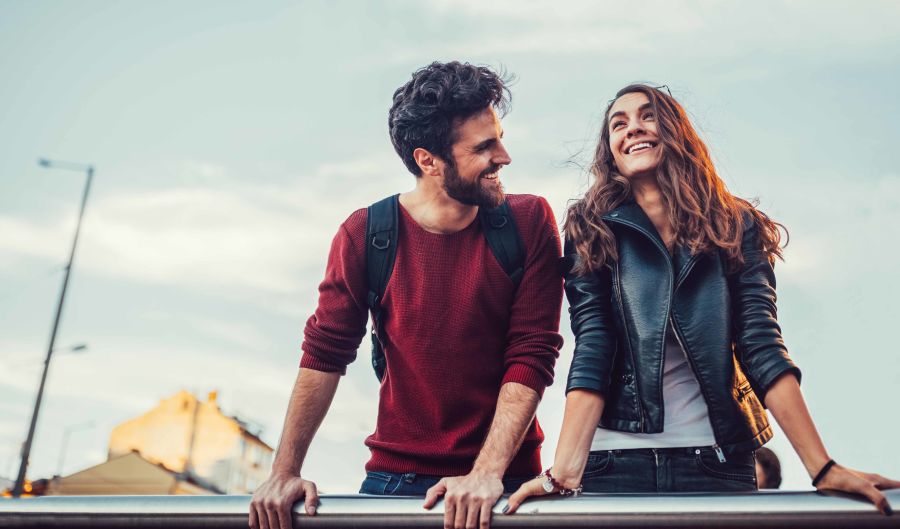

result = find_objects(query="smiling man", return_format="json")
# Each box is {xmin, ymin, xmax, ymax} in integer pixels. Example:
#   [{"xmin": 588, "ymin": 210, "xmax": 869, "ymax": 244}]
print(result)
[{"xmin": 249, "ymin": 62, "xmax": 564, "ymax": 529}]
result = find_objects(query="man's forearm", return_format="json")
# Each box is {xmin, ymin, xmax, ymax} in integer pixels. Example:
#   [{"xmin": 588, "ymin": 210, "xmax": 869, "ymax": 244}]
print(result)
[
  {"xmin": 471, "ymin": 381, "xmax": 541, "ymax": 478},
  {"xmin": 270, "ymin": 367, "xmax": 341, "ymax": 475}
]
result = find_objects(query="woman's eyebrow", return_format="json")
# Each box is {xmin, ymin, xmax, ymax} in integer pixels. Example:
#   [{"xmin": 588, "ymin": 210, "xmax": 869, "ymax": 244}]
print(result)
[{"xmin": 610, "ymin": 102, "xmax": 653, "ymax": 121}]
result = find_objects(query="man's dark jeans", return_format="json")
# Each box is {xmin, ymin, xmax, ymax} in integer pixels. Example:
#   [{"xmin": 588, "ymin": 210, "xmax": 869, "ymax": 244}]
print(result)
[
  {"xmin": 360, "ymin": 471, "xmax": 531, "ymax": 496},
  {"xmin": 581, "ymin": 447, "xmax": 758, "ymax": 492}
]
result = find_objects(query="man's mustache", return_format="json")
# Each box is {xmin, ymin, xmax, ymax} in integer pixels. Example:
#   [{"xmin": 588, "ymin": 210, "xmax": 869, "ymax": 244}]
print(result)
[{"xmin": 480, "ymin": 165, "xmax": 502, "ymax": 178}]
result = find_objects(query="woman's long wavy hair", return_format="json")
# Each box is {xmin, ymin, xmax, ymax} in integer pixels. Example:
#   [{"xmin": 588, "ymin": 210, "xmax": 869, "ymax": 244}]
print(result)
[{"xmin": 564, "ymin": 84, "xmax": 785, "ymax": 275}]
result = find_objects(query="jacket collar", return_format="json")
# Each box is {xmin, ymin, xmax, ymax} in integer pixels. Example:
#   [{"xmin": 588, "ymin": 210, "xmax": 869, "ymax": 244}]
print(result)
[
  {"xmin": 602, "ymin": 200, "xmax": 700, "ymax": 288},
  {"xmin": 602, "ymin": 200, "xmax": 666, "ymax": 254}
]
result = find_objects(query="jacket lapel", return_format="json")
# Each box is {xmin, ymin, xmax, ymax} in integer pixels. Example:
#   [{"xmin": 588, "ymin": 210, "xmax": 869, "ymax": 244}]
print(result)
[
  {"xmin": 602, "ymin": 201, "xmax": 668, "ymax": 258},
  {"xmin": 603, "ymin": 201, "xmax": 701, "ymax": 290}
]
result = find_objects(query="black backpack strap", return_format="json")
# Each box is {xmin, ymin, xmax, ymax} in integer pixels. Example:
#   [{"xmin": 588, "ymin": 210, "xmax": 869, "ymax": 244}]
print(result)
[
  {"xmin": 365, "ymin": 194, "xmax": 399, "ymax": 381},
  {"xmin": 479, "ymin": 200, "xmax": 525, "ymax": 289}
]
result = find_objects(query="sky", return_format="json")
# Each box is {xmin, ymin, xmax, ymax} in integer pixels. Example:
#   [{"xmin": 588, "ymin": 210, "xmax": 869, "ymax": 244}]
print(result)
[{"xmin": 1, "ymin": 0, "xmax": 899, "ymax": 493}]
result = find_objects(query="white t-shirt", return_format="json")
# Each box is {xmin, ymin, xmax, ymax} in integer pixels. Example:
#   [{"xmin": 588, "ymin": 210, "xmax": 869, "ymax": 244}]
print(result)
[{"xmin": 591, "ymin": 323, "xmax": 716, "ymax": 450}]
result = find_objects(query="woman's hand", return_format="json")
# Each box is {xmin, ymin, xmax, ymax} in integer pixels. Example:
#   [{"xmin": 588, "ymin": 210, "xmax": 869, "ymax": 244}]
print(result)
[
  {"xmin": 503, "ymin": 477, "xmax": 553, "ymax": 515},
  {"xmin": 814, "ymin": 464, "xmax": 900, "ymax": 515},
  {"xmin": 502, "ymin": 389, "xmax": 604, "ymax": 515}
]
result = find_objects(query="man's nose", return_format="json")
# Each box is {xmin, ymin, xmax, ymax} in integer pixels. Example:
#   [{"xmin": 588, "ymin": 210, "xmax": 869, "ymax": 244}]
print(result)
[{"xmin": 494, "ymin": 142, "xmax": 512, "ymax": 166}]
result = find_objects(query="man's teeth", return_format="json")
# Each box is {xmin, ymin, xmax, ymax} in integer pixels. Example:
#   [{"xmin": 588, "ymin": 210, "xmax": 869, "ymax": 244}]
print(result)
[
  {"xmin": 627, "ymin": 142, "xmax": 653, "ymax": 154},
  {"xmin": 482, "ymin": 173, "xmax": 498, "ymax": 180}
]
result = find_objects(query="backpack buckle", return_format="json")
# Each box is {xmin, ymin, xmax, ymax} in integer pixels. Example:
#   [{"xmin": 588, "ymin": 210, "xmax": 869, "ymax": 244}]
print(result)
[{"xmin": 371, "ymin": 235, "xmax": 391, "ymax": 250}]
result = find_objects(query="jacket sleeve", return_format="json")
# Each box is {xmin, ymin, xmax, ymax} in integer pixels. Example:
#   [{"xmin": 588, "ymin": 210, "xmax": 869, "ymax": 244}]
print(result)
[
  {"xmin": 563, "ymin": 239, "xmax": 618, "ymax": 396},
  {"xmin": 729, "ymin": 214, "xmax": 801, "ymax": 403}
]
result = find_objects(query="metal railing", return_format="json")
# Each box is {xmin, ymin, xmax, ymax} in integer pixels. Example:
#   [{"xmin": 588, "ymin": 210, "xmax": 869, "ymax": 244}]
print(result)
[{"xmin": 1, "ymin": 490, "xmax": 898, "ymax": 528}]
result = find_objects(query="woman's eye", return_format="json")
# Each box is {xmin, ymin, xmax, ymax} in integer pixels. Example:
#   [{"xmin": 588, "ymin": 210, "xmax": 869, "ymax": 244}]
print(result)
[
  {"xmin": 643, "ymin": 112, "xmax": 655, "ymax": 121},
  {"xmin": 612, "ymin": 121, "xmax": 625, "ymax": 130}
]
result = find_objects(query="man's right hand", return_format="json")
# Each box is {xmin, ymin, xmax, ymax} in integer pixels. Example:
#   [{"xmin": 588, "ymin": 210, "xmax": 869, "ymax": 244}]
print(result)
[{"xmin": 249, "ymin": 472, "xmax": 319, "ymax": 529}]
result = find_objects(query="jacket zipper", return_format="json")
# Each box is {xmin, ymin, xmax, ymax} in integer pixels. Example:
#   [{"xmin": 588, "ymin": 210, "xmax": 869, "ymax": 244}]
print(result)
[
  {"xmin": 669, "ymin": 314, "xmax": 727, "ymax": 463},
  {"xmin": 605, "ymin": 217, "xmax": 670, "ymax": 434},
  {"xmin": 713, "ymin": 445, "xmax": 726, "ymax": 463},
  {"xmin": 614, "ymin": 260, "xmax": 644, "ymax": 431}
]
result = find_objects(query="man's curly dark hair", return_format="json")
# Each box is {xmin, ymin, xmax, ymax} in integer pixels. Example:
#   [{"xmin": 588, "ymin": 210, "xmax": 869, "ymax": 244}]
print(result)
[{"xmin": 389, "ymin": 61, "xmax": 512, "ymax": 176}]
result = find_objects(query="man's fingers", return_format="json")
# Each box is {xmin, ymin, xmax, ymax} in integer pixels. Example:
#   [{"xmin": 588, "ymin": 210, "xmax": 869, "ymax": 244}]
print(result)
[
  {"xmin": 272, "ymin": 504, "xmax": 289, "ymax": 529},
  {"xmin": 423, "ymin": 479, "xmax": 448, "ymax": 510},
  {"xmin": 443, "ymin": 500, "xmax": 456, "ymax": 529},
  {"xmin": 464, "ymin": 501, "xmax": 479, "ymax": 529},
  {"xmin": 454, "ymin": 501, "xmax": 468, "ymax": 529},
  {"xmin": 248, "ymin": 505, "xmax": 259, "ymax": 529},
  {"xmin": 304, "ymin": 482, "xmax": 320, "ymax": 516},
  {"xmin": 478, "ymin": 501, "xmax": 492, "ymax": 529},
  {"xmin": 260, "ymin": 505, "xmax": 275, "ymax": 529}
]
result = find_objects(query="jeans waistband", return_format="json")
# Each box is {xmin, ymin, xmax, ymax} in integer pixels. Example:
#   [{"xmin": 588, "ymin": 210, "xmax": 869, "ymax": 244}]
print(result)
[{"xmin": 594, "ymin": 446, "xmax": 724, "ymax": 457}]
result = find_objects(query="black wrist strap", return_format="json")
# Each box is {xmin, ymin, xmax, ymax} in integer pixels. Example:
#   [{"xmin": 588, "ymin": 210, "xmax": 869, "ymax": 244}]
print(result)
[{"xmin": 812, "ymin": 459, "xmax": 837, "ymax": 487}]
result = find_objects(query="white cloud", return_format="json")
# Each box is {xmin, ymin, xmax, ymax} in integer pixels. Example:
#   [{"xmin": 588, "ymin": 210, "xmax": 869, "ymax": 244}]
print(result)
[
  {"xmin": 776, "ymin": 173, "xmax": 900, "ymax": 285},
  {"xmin": 395, "ymin": 0, "xmax": 900, "ymax": 72},
  {"xmin": 0, "ymin": 154, "xmax": 412, "ymax": 301}
]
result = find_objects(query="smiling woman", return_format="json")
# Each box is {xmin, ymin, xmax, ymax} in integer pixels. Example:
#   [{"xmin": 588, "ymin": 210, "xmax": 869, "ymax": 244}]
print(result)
[{"xmin": 504, "ymin": 83, "xmax": 900, "ymax": 516}]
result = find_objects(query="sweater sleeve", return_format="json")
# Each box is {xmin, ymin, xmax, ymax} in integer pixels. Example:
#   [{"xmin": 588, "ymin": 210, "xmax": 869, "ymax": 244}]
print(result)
[
  {"xmin": 300, "ymin": 210, "xmax": 370, "ymax": 374},
  {"xmin": 501, "ymin": 196, "xmax": 564, "ymax": 396}
]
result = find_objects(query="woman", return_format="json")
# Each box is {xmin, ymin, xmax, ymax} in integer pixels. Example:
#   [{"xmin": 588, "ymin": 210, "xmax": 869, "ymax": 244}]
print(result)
[{"xmin": 505, "ymin": 84, "xmax": 898, "ymax": 514}]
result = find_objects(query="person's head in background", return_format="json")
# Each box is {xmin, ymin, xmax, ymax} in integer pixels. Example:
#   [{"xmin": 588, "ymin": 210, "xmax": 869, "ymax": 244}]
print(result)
[{"xmin": 756, "ymin": 446, "xmax": 782, "ymax": 489}]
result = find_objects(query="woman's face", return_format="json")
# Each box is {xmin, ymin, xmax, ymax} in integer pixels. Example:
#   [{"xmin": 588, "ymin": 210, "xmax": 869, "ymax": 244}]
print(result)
[{"xmin": 608, "ymin": 92, "xmax": 663, "ymax": 180}]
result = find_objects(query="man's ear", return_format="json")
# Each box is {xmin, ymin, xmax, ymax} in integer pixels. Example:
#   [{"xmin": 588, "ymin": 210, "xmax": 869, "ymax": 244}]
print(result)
[{"xmin": 413, "ymin": 148, "xmax": 444, "ymax": 178}]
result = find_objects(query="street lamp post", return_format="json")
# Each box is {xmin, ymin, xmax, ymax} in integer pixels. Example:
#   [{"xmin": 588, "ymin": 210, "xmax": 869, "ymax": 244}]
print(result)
[{"xmin": 12, "ymin": 159, "xmax": 94, "ymax": 497}]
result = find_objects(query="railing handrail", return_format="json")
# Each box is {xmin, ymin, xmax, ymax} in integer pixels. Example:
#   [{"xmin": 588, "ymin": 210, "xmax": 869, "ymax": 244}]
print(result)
[{"xmin": 1, "ymin": 490, "xmax": 898, "ymax": 528}]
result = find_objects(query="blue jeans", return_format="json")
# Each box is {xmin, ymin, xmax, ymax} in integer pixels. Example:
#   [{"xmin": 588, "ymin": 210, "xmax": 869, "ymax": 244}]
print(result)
[
  {"xmin": 581, "ymin": 447, "xmax": 758, "ymax": 493},
  {"xmin": 359, "ymin": 471, "xmax": 532, "ymax": 496}
]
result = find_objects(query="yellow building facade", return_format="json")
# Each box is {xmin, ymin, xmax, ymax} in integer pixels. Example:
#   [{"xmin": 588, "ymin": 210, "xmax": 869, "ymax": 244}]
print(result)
[{"xmin": 107, "ymin": 390, "xmax": 272, "ymax": 494}]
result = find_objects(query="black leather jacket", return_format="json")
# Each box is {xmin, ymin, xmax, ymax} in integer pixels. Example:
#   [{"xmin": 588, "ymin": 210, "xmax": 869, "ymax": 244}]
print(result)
[{"xmin": 564, "ymin": 201, "xmax": 801, "ymax": 456}]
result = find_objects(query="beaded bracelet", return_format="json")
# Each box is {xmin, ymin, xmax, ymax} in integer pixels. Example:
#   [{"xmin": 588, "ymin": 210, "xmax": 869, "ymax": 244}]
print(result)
[
  {"xmin": 540, "ymin": 468, "xmax": 583, "ymax": 497},
  {"xmin": 812, "ymin": 459, "xmax": 837, "ymax": 488}
]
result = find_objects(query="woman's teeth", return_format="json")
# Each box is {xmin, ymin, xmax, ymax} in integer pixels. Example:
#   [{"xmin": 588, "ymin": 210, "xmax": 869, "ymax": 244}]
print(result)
[{"xmin": 627, "ymin": 142, "xmax": 654, "ymax": 154}]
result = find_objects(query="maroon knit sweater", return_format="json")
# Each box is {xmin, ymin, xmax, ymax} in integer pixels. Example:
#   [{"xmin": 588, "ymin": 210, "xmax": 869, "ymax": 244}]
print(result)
[{"xmin": 300, "ymin": 194, "xmax": 564, "ymax": 477}]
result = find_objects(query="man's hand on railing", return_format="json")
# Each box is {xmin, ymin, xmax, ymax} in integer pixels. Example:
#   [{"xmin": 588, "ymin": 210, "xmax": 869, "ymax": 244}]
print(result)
[
  {"xmin": 249, "ymin": 472, "xmax": 319, "ymax": 529},
  {"xmin": 422, "ymin": 472, "xmax": 504, "ymax": 529},
  {"xmin": 814, "ymin": 464, "xmax": 900, "ymax": 516}
]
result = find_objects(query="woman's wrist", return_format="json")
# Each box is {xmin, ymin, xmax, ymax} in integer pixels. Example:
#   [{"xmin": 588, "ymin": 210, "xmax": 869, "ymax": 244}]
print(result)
[
  {"xmin": 548, "ymin": 463, "xmax": 584, "ymax": 489},
  {"xmin": 802, "ymin": 452, "xmax": 833, "ymax": 479},
  {"xmin": 556, "ymin": 474, "xmax": 583, "ymax": 490},
  {"xmin": 541, "ymin": 468, "xmax": 583, "ymax": 495}
]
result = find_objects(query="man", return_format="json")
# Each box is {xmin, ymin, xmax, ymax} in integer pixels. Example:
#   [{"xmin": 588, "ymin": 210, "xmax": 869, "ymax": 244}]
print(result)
[{"xmin": 249, "ymin": 61, "xmax": 563, "ymax": 529}]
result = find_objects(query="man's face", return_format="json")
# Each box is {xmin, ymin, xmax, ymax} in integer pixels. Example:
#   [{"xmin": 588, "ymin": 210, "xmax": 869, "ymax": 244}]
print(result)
[{"xmin": 442, "ymin": 107, "xmax": 511, "ymax": 209}]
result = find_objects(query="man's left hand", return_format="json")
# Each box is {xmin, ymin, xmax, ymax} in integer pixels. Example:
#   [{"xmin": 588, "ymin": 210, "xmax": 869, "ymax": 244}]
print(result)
[{"xmin": 423, "ymin": 472, "xmax": 504, "ymax": 529}]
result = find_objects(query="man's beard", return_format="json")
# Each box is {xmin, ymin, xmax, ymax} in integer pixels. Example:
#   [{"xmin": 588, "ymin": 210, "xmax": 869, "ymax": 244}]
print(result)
[{"xmin": 443, "ymin": 161, "xmax": 505, "ymax": 209}]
